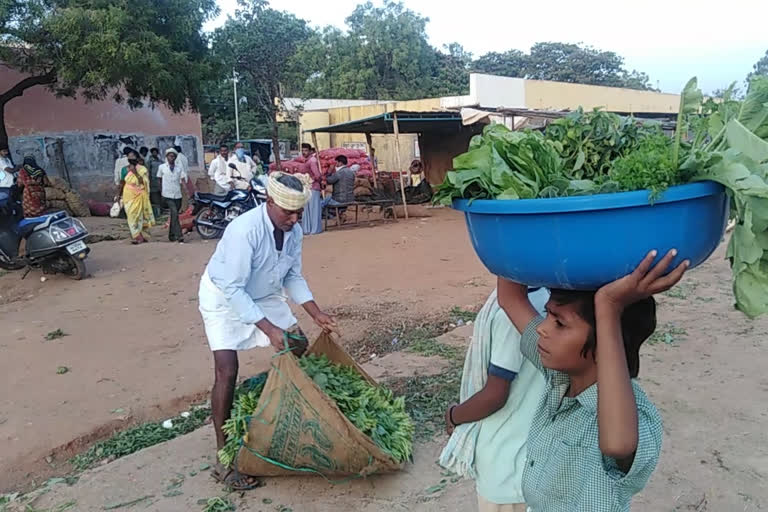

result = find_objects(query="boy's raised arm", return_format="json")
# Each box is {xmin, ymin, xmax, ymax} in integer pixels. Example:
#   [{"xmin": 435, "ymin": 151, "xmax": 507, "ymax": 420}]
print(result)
[{"xmin": 496, "ymin": 277, "xmax": 538, "ymax": 333}]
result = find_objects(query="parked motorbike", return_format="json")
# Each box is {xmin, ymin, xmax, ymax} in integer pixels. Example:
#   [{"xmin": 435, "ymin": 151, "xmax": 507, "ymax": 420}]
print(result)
[
  {"xmin": 192, "ymin": 166, "xmax": 267, "ymax": 239},
  {"xmin": 0, "ymin": 186, "xmax": 90, "ymax": 279}
]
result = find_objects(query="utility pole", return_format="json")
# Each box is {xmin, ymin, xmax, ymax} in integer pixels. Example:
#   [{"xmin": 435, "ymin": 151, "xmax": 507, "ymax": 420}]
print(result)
[{"xmin": 233, "ymin": 68, "xmax": 240, "ymax": 141}]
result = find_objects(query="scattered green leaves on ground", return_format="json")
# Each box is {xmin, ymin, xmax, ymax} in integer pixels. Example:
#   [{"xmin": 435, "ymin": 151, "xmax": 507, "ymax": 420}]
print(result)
[
  {"xmin": 198, "ymin": 497, "xmax": 235, "ymax": 512},
  {"xmin": 102, "ymin": 495, "xmax": 154, "ymax": 510},
  {"xmin": 44, "ymin": 329, "xmax": 68, "ymax": 341},
  {"xmin": 70, "ymin": 407, "xmax": 210, "ymax": 470},
  {"xmin": 55, "ymin": 366, "xmax": 69, "ymax": 375},
  {"xmin": 648, "ymin": 325, "xmax": 688, "ymax": 345}
]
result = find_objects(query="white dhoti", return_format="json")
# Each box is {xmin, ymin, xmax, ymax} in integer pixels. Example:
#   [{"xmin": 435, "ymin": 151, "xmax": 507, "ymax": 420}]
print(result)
[{"xmin": 198, "ymin": 271, "xmax": 297, "ymax": 352}]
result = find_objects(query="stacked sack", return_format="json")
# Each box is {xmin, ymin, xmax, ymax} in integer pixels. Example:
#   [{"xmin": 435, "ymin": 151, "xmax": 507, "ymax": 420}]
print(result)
[
  {"xmin": 268, "ymin": 148, "xmax": 374, "ymax": 178},
  {"xmin": 318, "ymin": 148, "xmax": 373, "ymax": 177},
  {"xmin": 46, "ymin": 177, "xmax": 91, "ymax": 217},
  {"xmin": 268, "ymin": 157, "xmax": 306, "ymax": 174},
  {"xmin": 354, "ymin": 176, "xmax": 374, "ymax": 199}
]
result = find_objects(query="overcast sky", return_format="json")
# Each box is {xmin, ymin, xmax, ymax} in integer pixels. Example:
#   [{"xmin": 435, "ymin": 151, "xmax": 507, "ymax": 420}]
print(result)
[{"xmin": 209, "ymin": 0, "xmax": 767, "ymax": 95}]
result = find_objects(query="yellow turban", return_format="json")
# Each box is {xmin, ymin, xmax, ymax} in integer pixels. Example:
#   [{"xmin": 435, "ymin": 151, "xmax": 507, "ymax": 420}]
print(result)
[{"xmin": 267, "ymin": 171, "xmax": 312, "ymax": 211}]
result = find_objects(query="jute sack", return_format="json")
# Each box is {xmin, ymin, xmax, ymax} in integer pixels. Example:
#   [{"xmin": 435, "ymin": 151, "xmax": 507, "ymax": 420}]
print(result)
[{"xmin": 237, "ymin": 332, "xmax": 402, "ymax": 478}]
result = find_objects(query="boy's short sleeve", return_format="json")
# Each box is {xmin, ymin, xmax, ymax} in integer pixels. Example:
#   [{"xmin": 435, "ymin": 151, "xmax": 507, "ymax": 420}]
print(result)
[
  {"xmin": 603, "ymin": 385, "xmax": 663, "ymax": 498},
  {"xmin": 488, "ymin": 311, "xmax": 525, "ymax": 381}
]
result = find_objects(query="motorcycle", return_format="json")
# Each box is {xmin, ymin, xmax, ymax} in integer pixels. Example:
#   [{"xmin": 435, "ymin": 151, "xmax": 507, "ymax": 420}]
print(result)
[
  {"xmin": 192, "ymin": 165, "xmax": 267, "ymax": 239},
  {"xmin": 0, "ymin": 186, "xmax": 90, "ymax": 279}
]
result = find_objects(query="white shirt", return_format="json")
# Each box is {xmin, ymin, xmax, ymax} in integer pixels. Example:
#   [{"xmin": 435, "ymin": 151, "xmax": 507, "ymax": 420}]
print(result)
[
  {"xmin": 1, "ymin": 156, "xmax": 13, "ymax": 172},
  {"xmin": 157, "ymin": 161, "xmax": 188, "ymax": 199},
  {"xmin": 176, "ymin": 152, "xmax": 189, "ymax": 175},
  {"xmin": 205, "ymin": 203, "xmax": 312, "ymax": 327},
  {"xmin": 208, "ymin": 155, "xmax": 227, "ymax": 180},
  {"xmin": 113, "ymin": 156, "xmax": 128, "ymax": 185},
  {"xmin": 227, "ymin": 155, "xmax": 254, "ymax": 190},
  {"xmin": 0, "ymin": 169, "xmax": 14, "ymax": 188}
]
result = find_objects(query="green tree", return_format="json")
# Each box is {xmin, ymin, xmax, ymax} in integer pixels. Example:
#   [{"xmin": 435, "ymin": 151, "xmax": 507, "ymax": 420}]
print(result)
[
  {"xmin": 524, "ymin": 42, "xmax": 651, "ymax": 89},
  {"xmin": 0, "ymin": 0, "xmax": 217, "ymax": 148},
  {"xmin": 199, "ymin": 75, "xmax": 297, "ymax": 146},
  {"xmin": 431, "ymin": 43, "xmax": 471, "ymax": 97},
  {"xmin": 473, "ymin": 50, "xmax": 527, "ymax": 78},
  {"xmin": 294, "ymin": 1, "xmax": 443, "ymax": 100},
  {"xmin": 212, "ymin": 0, "xmax": 309, "ymax": 167},
  {"xmin": 471, "ymin": 43, "xmax": 653, "ymax": 90},
  {"xmin": 751, "ymin": 49, "xmax": 768, "ymax": 78}
]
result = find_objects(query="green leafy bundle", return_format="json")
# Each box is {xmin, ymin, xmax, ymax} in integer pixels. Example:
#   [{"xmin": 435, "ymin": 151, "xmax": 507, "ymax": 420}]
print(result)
[
  {"xmin": 546, "ymin": 108, "xmax": 661, "ymax": 179},
  {"xmin": 679, "ymin": 77, "xmax": 768, "ymax": 318},
  {"xmin": 218, "ymin": 355, "xmax": 414, "ymax": 468}
]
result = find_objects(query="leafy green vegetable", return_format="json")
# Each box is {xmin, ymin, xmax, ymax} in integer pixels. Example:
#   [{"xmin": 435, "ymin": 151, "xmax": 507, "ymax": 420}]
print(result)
[
  {"xmin": 546, "ymin": 107, "xmax": 660, "ymax": 179},
  {"xmin": 218, "ymin": 355, "xmax": 414, "ymax": 468},
  {"xmin": 610, "ymin": 133, "xmax": 692, "ymax": 198}
]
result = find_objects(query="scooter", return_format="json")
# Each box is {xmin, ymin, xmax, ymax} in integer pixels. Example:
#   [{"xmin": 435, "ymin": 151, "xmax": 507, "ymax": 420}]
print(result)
[
  {"xmin": 0, "ymin": 186, "xmax": 90, "ymax": 279},
  {"xmin": 192, "ymin": 166, "xmax": 267, "ymax": 239}
]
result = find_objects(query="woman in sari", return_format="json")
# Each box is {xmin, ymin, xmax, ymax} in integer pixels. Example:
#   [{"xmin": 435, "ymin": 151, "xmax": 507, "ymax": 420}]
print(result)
[
  {"xmin": 17, "ymin": 156, "xmax": 50, "ymax": 217},
  {"xmin": 117, "ymin": 155, "xmax": 155, "ymax": 244}
]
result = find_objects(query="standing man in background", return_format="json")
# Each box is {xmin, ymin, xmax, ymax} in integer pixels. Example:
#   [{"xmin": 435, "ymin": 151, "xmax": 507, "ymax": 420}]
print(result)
[
  {"xmin": 299, "ymin": 143, "xmax": 323, "ymax": 235},
  {"xmin": 173, "ymin": 145, "xmax": 189, "ymax": 176},
  {"xmin": 228, "ymin": 142, "xmax": 256, "ymax": 190},
  {"xmin": 114, "ymin": 147, "xmax": 134, "ymax": 185},
  {"xmin": 232, "ymin": 142, "xmax": 258, "ymax": 177},
  {"xmin": 157, "ymin": 148, "xmax": 188, "ymax": 243},
  {"xmin": 208, "ymin": 144, "xmax": 231, "ymax": 195},
  {"xmin": 146, "ymin": 147, "xmax": 164, "ymax": 212}
]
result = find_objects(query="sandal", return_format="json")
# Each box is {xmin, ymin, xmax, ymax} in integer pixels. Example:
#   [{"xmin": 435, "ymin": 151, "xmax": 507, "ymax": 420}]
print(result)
[{"xmin": 211, "ymin": 465, "xmax": 263, "ymax": 491}]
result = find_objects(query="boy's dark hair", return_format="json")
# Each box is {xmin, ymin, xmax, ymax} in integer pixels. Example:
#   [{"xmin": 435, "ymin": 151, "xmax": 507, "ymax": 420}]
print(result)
[
  {"xmin": 276, "ymin": 173, "xmax": 303, "ymax": 192},
  {"xmin": 335, "ymin": 155, "xmax": 348, "ymax": 165},
  {"xmin": 220, "ymin": 143, "xmax": 228, "ymax": 149},
  {"xmin": 123, "ymin": 147, "xmax": 135, "ymax": 156},
  {"xmin": 301, "ymin": 143, "xmax": 313, "ymax": 151},
  {"xmin": 548, "ymin": 289, "xmax": 657, "ymax": 378}
]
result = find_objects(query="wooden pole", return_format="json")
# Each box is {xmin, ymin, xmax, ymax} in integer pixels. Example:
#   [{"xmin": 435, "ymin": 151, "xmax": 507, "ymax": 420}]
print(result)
[
  {"xmin": 365, "ymin": 132, "xmax": 377, "ymax": 188},
  {"xmin": 311, "ymin": 131, "xmax": 319, "ymax": 152},
  {"xmin": 392, "ymin": 112, "xmax": 408, "ymax": 219}
]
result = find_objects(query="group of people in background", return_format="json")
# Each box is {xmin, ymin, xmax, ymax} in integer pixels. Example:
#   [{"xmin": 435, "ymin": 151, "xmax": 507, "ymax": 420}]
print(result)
[
  {"xmin": 113, "ymin": 145, "xmax": 189, "ymax": 245},
  {"xmin": 1, "ymin": 145, "xmax": 52, "ymax": 218},
  {"xmin": 207, "ymin": 142, "xmax": 261, "ymax": 195}
]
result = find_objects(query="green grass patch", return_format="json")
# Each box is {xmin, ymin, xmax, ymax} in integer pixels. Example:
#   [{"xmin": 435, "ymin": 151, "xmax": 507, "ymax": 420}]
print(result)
[
  {"xmin": 449, "ymin": 307, "xmax": 477, "ymax": 324},
  {"xmin": 406, "ymin": 338, "xmax": 462, "ymax": 361}
]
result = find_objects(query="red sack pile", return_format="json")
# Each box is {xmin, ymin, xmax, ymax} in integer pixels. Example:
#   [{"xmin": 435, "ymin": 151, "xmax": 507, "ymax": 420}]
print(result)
[
  {"xmin": 267, "ymin": 148, "xmax": 374, "ymax": 178},
  {"xmin": 268, "ymin": 156, "xmax": 307, "ymax": 174},
  {"xmin": 318, "ymin": 148, "xmax": 373, "ymax": 177}
]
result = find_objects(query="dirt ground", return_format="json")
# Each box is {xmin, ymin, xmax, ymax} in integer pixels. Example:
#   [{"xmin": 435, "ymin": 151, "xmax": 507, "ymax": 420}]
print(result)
[{"xmin": 2, "ymin": 209, "xmax": 768, "ymax": 511}]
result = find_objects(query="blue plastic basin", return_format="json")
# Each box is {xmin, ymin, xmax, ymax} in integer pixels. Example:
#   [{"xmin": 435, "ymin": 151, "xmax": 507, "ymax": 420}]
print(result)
[{"xmin": 453, "ymin": 181, "xmax": 729, "ymax": 290}]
